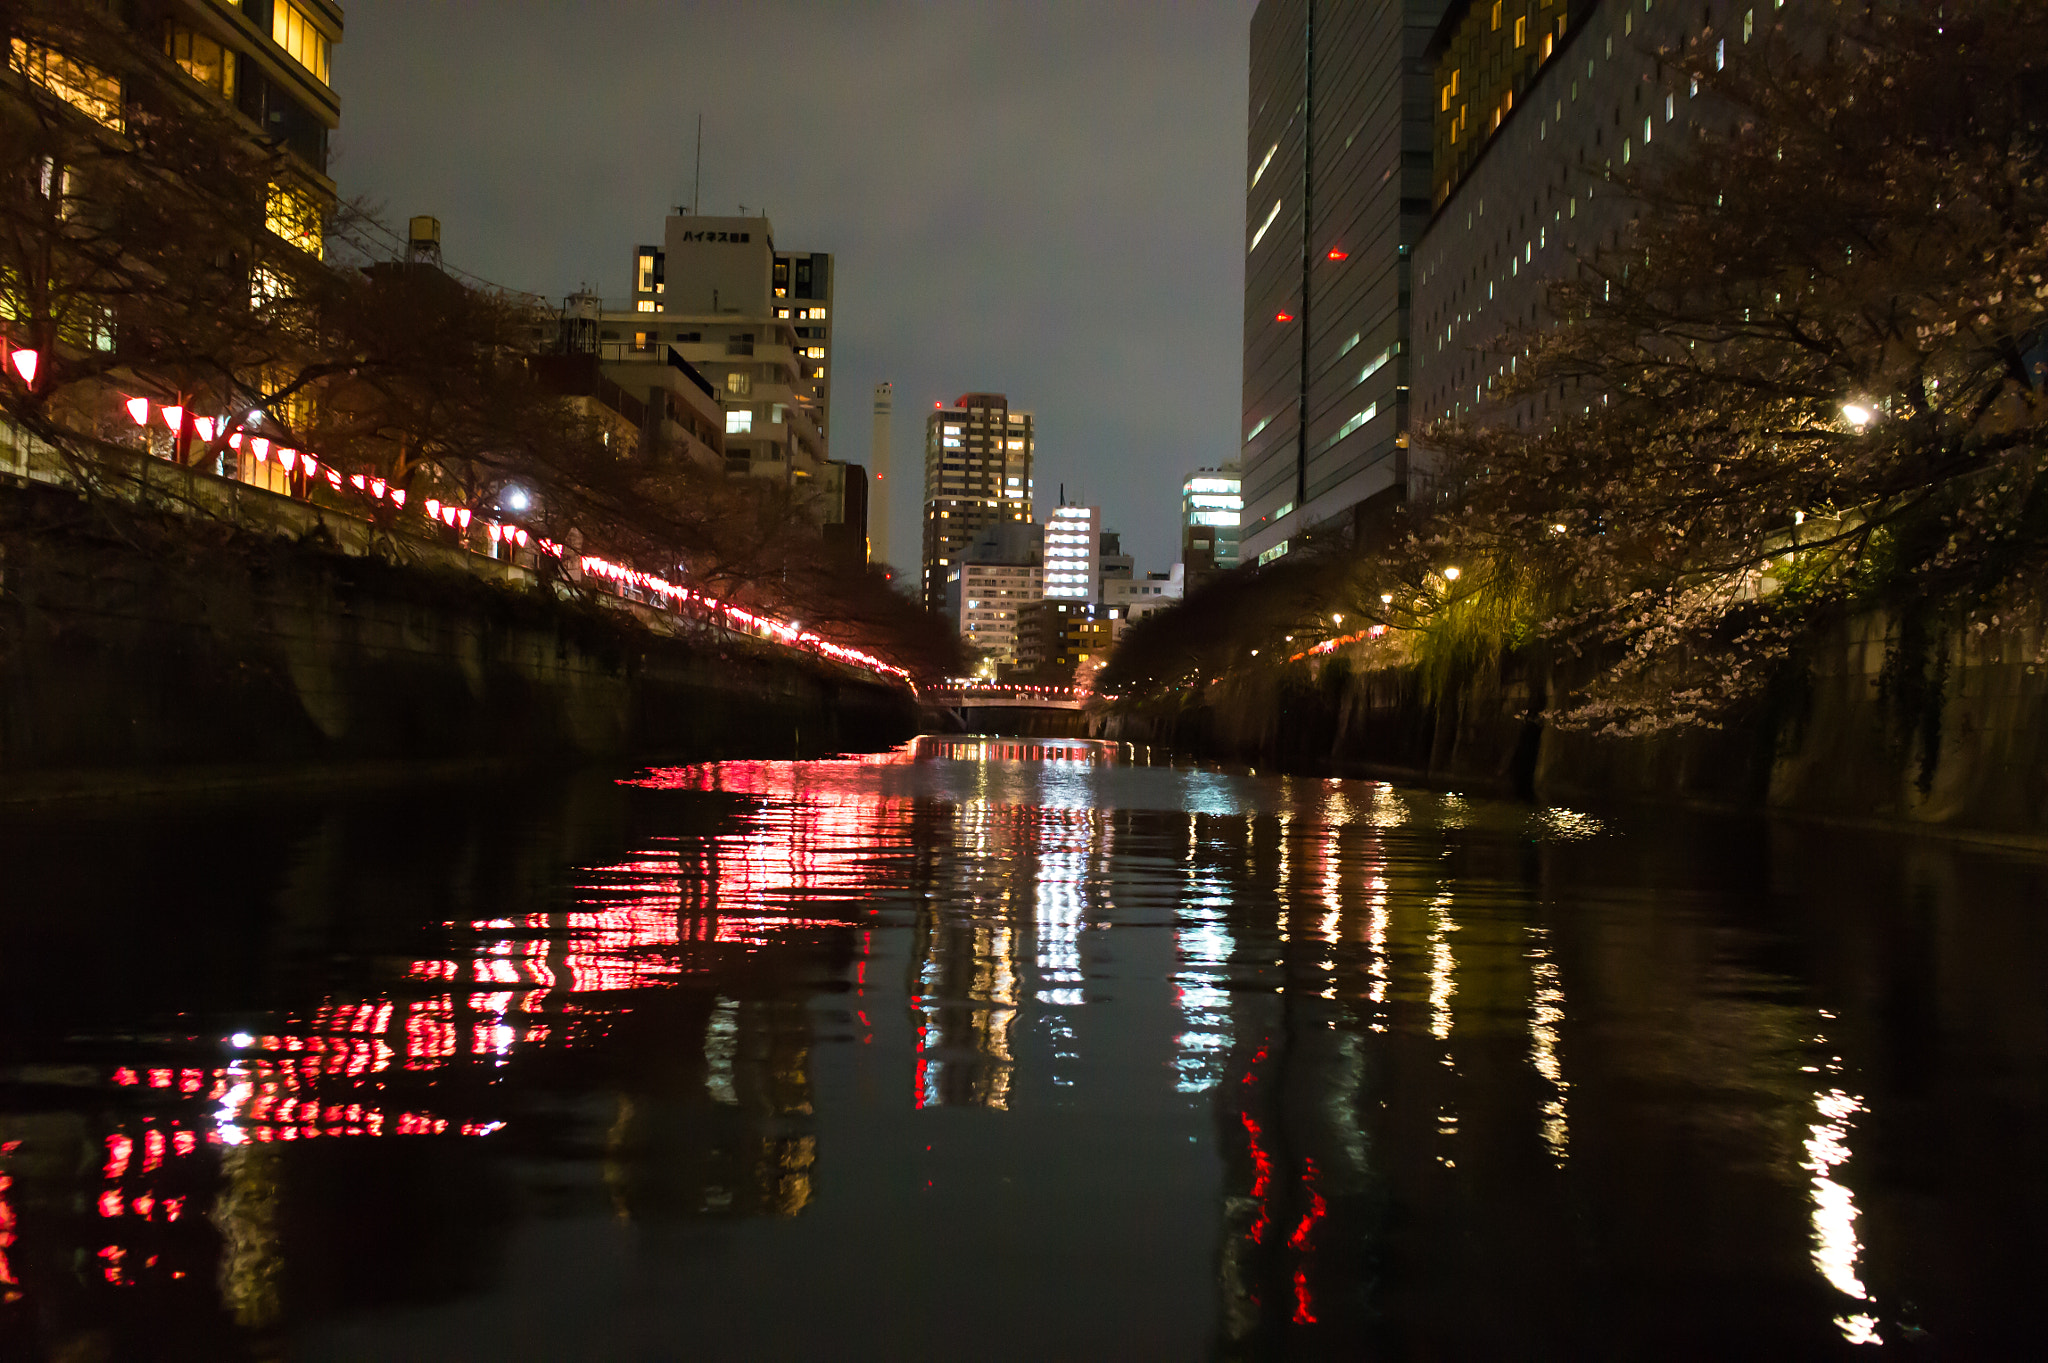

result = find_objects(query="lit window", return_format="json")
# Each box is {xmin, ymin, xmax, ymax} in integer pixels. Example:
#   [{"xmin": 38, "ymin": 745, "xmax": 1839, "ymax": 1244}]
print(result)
[
  {"xmin": 11, "ymin": 39, "xmax": 121, "ymax": 129},
  {"xmin": 725, "ymin": 371, "xmax": 751, "ymax": 397},
  {"xmin": 1250, "ymin": 198, "xmax": 1283, "ymax": 252},
  {"xmin": 265, "ymin": 182, "xmax": 324, "ymax": 259},
  {"xmin": 777, "ymin": 308, "xmax": 791, "ymax": 319},
  {"xmin": 1515, "ymin": 15, "xmax": 1527, "ymax": 46},
  {"xmin": 637, "ymin": 253, "xmax": 657, "ymax": 290},
  {"xmin": 1006, "ymin": 439, "xmax": 1025, "ymax": 451},
  {"xmin": 167, "ymin": 27, "xmax": 236, "ymax": 98},
  {"xmin": 272, "ymin": 1, "xmax": 331, "ymax": 85},
  {"xmin": 251, "ymin": 265, "xmax": 287, "ymax": 307},
  {"xmin": 806, "ymin": 346, "xmax": 826, "ymax": 359},
  {"xmin": 1250, "ymin": 141, "xmax": 1278, "ymax": 190},
  {"xmin": 636, "ymin": 300, "xmax": 656, "ymax": 313},
  {"xmin": 805, "ymin": 307, "xmax": 828, "ymax": 320},
  {"xmin": 726, "ymin": 410, "xmax": 753, "ymax": 435}
]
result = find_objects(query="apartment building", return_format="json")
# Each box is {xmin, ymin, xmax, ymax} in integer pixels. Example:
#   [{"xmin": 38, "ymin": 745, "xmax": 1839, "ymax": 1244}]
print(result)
[{"xmin": 921, "ymin": 393, "xmax": 1035, "ymax": 613}]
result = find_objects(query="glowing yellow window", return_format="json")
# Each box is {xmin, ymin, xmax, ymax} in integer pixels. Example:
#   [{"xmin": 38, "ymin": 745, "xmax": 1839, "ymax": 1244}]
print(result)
[
  {"xmin": 10, "ymin": 40, "xmax": 122, "ymax": 129},
  {"xmin": 166, "ymin": 28, "xmax": 236, "ymax": 99},
  {"xmin": 1515, "ymin": 15, "xmax": 1527, "ymax": 46},
  {"xmin": 265, "ymin": 182, "xmax": 324, "ymax": 259},
  {"xmin": 272, "ymin": 1, "xmax": 331, "ymax": 85}
]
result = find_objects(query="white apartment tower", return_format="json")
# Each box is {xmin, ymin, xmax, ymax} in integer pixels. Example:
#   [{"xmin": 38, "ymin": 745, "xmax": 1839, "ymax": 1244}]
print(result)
[
  {"xmin": 1043, "ymin": 505, "xmax": 1100, "ymax": 602},
  {"xmin": 921, "ymin": 393, "xmax": 1035, "ymax": 614}
]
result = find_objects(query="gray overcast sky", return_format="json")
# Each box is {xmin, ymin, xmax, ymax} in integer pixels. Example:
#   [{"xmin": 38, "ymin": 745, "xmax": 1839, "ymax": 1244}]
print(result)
[{"xmin": 330, "ymin": 0, "xmax": 1255, "ymax": 576}]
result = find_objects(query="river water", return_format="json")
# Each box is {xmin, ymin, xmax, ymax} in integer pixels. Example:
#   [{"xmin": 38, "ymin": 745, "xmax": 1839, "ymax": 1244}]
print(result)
[{"xmin": 0, "ymin": 738, "xmax": 2040, "ymax": 1360}]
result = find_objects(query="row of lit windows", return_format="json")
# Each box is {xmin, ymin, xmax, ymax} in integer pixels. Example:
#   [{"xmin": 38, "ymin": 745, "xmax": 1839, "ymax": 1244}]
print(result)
[
  {"xmin": 11, "ymin": 39, "xmax": 122, "ymax": 129},
  {"xmin": 272, "ymin": 0, "xmax": 330, "ymax": 86}
]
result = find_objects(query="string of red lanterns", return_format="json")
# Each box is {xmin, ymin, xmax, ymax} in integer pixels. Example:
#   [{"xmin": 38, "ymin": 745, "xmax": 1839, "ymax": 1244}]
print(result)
[{"xmin": 66, "ymin": 389, "xmax": 914, "ymax": 687}]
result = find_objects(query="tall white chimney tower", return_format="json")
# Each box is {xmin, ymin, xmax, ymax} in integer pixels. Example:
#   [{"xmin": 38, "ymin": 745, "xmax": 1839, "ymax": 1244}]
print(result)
[{"xmin": 870, "ymin": 381, "xmax": 893, "ymax": 567}]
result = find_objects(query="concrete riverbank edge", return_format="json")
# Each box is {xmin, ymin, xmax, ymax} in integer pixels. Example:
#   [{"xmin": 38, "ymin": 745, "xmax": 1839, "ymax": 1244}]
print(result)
[
  {"xmin": 1094, "ymin": 616, "xmax": 2048, "ymax": 850},
  {"xmin": 0, "ymin": 480, "xmax": 918, "ymax": 799}
]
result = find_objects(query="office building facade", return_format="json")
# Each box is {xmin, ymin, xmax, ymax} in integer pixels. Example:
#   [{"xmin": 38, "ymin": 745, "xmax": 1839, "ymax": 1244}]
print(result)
[
  {"xmin": 1240, "ymin": 0, "xmax": 1451, "ymax": 565},
  {"xmin": 1106, "ymin": 567, "xmax": 1184, "ymax": 621},
  {"xmin": 1182, "ymin": 465, "xmax": 1244, "ymax": 584},
  {"xmin": 1412, "ymin": 0, "xmax": 1774, "ymax": 436},
  {"xmin": 1015, "ymin": 600, "xmax": 1116, "ymax": 684},
  {"xmin": 920, "ymin": 393, "xmax": 1035, "ymax": 613}
]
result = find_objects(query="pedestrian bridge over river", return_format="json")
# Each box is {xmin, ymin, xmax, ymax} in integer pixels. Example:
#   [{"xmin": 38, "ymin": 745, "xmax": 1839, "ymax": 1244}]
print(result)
[{"xmin": 923, "ymin": 683, "xmax": 1091, "ymax": 737}]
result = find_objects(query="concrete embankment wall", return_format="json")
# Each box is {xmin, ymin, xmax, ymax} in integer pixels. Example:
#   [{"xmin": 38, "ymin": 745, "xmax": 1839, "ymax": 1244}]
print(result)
[
  {"xmin": 1095, "ymin": 616, "xmax": 2048, "ymax": 842},
  {"xmin": 0, "ymin": 481, "xmax": 917, "ymax": 800}
]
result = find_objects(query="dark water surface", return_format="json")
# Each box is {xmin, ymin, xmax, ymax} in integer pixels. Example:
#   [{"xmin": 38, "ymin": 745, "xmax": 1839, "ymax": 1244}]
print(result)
[{"xmin": 0, "ymin": 738, "xmax": 2042, "ymax": 1360}]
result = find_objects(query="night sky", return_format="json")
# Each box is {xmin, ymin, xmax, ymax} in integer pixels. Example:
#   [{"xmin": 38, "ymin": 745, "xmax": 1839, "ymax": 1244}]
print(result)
[{"xmin": 331, "ymin": 1, "xmax": 1258, "ymax": 575}]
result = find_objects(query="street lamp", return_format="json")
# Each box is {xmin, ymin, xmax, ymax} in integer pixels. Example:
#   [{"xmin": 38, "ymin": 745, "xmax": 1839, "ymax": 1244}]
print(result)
[
  {"xmin": 1842, "ymin": 402, "xmax": 1874, "ymax": 428},
  {"xmin": 504, "ymin": 487, "xmax": 532, "ymax": 512},
  {"xmin": 1442, "ymin": 566, "xmax": 1462, "ymax": 582}
]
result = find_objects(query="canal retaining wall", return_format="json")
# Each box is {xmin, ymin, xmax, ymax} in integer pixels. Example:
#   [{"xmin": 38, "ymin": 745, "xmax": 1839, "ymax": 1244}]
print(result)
[
  {"xmin": 0, "ymin": 479, "xmax": 918, "ymax": 800},
  {"xmin": 1095, "ymin": 614, "xmax": 2048, "ymax": 842}
]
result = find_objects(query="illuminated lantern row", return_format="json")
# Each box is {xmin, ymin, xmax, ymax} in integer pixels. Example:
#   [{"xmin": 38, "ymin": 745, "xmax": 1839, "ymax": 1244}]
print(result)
[
  {"xmin": 108, "ymin": 396, "xmax": 910, "ymax": 685},
  {"xmin": 577, "ymin": 554, "xmax": 911, "ymax": 683}
]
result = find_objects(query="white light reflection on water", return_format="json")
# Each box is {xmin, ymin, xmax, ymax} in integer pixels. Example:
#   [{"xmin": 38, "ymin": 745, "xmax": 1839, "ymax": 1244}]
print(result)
[
  {"xmin": 1363, "ymin": 781, "xmax": 1408, "ymax": 828},
  {"xmin": 1428, "ymin": 892, "xmax": 1458, "ymax": 1044},
  {"xmin": 1806, "ymin": 1083, "xmax": 1879, "ymax": 1344},
  {"xmin": 1364, "ymin": 872, "xmax": 1390, "ymax": 1031},
  {"xmin": 1035, "ymin": 845, "xmax": 1087, "ymax": 1009},
  {"xmin": 1174, "ymin": 814, "xmax": 1235, "ymax": 1095},
  {"xmin": 1530, "ymin": 806, "xmax": 1606, "ymax": 841},
  {"xmin": 1526, "ymin": 927, "xmax": 1570, "ymax": 1165}
]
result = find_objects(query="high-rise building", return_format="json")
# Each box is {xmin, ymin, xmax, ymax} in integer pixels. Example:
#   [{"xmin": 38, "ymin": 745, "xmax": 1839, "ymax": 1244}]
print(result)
[
  {"xmin": 945, "ymin": 521, "xmax": 1045, "ymax": 670},
  {"xmin": 1042, "ymin": 504, "xmax": 1100, "ymax": 602},
  {"xmin": 1239, "ymin": 0, "xmax": 1451, "ymax": 566},
  {"xmin": 920, "ymin": 393, "xmax": 1035, "ymax": 613},
  {"xmin": 1182, "ymin": 465, "xmax": 1244, "ymax": 585},
  {"xmin": 870, "ymin": 381, "xmax": 893, "ymax": 566}
]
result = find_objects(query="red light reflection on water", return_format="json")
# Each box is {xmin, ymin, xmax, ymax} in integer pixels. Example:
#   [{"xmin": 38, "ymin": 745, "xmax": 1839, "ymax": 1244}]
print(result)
[{"xmin": 60, "ymin": 754, "xmax": 941, "ymax": 1301}]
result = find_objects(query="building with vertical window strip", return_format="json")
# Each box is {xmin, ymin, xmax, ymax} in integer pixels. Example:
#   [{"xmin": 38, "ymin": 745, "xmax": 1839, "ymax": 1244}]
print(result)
[
  {"xmin": 1410, "ymin": 0, "xmax": 1794, "ymax": 436},
  {"xmin": 920, "ymin": 393, "xmax": 1035, "ymax": 614},
  {"xmin": 1238, "ymin": 0, "xmax": 1451, "ymax": 567}
]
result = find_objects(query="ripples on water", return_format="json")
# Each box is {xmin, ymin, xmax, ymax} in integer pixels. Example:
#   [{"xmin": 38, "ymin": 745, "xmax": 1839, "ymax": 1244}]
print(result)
[{"xmin": 0, "ymin": 737, "xmax": 2042, "ymax": 1360}]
